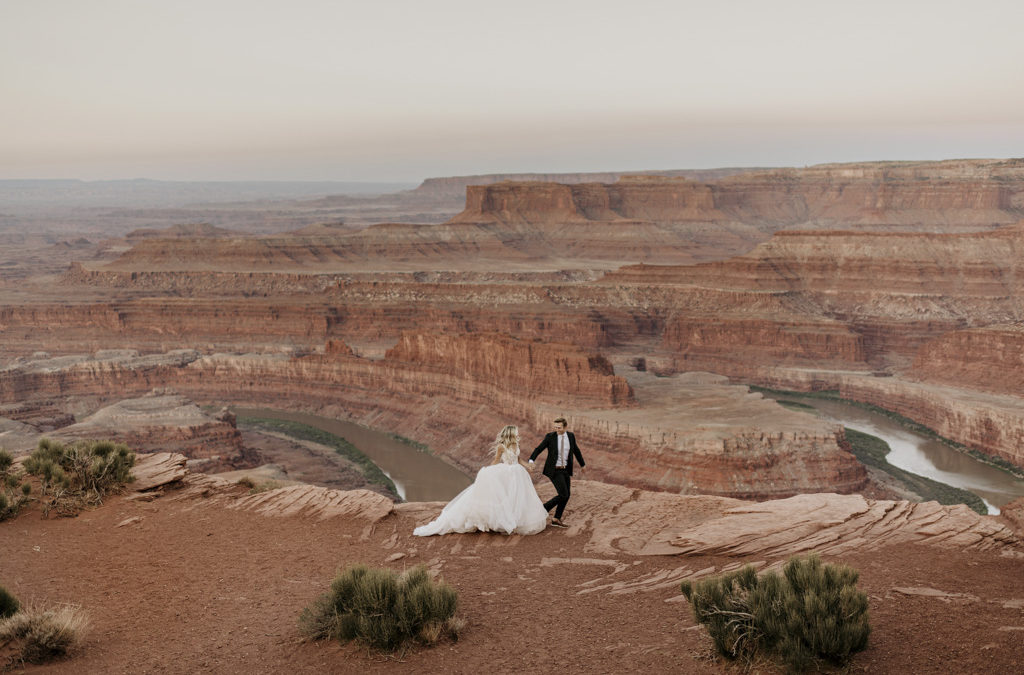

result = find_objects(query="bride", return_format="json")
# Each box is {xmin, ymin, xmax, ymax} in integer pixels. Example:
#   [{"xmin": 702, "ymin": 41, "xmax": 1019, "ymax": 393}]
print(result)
[{"xmin": 414, "ymin": 425, "xmax": 548, "ymax": 536}]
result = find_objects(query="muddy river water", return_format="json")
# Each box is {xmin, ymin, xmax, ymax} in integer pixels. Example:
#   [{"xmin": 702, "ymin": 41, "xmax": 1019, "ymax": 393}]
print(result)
[
  {"xmin": 765, "ymin": 394, "xmax": 1024, "ymax": 515},
  {"xmin": 235, "ymin": 401, "xmax": 1024, "ymax": 514},
  {"xmin": 232, "ymin": 407, "xmax": 472, "ymax": 502}
]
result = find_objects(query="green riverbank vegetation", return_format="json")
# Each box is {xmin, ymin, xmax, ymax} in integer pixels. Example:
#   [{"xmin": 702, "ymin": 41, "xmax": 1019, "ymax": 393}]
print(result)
[
  {"xmin": 752, "ymin": 385, "xmax": 1023, "ymax": 479},
  {"xmin": 766, "ymin": 391, "xmax": 990, "ymax": 514},
  {"xmin": 236, "ymin": 416, "xmax": 399, "ymax": 498}
]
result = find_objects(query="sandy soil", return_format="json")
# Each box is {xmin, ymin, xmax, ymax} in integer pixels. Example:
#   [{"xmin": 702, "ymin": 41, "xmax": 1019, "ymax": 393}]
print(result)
[{"xmin": 2, "ymin": 485, "xmax": 1022, "ymax": 674}]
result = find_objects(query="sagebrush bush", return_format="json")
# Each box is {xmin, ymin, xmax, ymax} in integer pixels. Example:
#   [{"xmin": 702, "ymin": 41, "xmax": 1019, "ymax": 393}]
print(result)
[
  {"xmin": 681, "ymin": 554, "xmax": 870, "ymax": 671},
  {"xmin": 0, "ymin": 449, "xmax": 29, "ymax": 522},
  {"xmin": 0, "ymin": 586, "xmax": 18, "ymax": 619},
  {"xmin": 0, "ymin": 604, "xmax": 89, "ymax": 666},
  {"xmin": 22, "ymin": 439, "xmax": 134, "ymax": 514},
  {"xmin": 299, "ymin": 564, "xmax": 462, "ymax": 652}
]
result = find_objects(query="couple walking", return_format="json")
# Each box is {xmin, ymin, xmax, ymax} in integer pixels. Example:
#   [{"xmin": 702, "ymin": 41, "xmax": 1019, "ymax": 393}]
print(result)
[{"xmin": 414, "ymin": 417, "xmax": 586, "ymax": 536}]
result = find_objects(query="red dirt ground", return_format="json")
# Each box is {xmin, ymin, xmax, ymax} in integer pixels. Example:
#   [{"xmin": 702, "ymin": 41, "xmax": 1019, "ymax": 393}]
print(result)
[{"xmin": 2, "ymin": 486, "xmax": 1023, "ymax": 674}]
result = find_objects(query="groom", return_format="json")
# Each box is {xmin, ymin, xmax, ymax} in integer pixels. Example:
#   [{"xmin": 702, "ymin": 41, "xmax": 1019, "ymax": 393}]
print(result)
[{"xmin": 528, "ymin": 416, "xmax": 585, "ymax": 528}]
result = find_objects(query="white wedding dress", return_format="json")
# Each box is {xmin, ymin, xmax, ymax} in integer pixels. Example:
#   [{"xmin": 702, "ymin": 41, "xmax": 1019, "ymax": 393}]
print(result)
[{"xmin": 413, "ymin": 445, "xmax": 548, "ymax": 536}]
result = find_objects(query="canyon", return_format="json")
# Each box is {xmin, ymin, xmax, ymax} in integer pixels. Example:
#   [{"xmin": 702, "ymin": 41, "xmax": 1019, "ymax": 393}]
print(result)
[
  {"xmin": 0, "ymin": 344, "xmax": 865, "ymax": 499},
  {"xmin": 2, "ymin": 159, "xmax": 1023, "ymax": 501},
  {"xmin": 4, "ymin": 159, "xmax": 1024, "ymax": 672}
]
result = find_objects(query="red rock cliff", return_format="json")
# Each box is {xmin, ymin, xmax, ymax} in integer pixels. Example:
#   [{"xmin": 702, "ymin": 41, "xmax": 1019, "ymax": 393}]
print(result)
[
  {"xmin": 0, "ymin": 347, "xmax": 868, "ymax": 499},
  {"xmin": 453, "ymin": 180, "xmax": 722, "ymax": 224},
  {"xmin": 411, "ymin": 168, "xmax": 762, "ymax": 202},
  {"xmin": 604, "ymin": 223, "xmax": 1024, "ymax": 367},
  {"xmin": 452, "ymin": 159, "xmax": 1024, "ymax": 230},
  {"xmin": 386, "ymin": 333, "xmax": 634, "ymax": 407},
  {"xmin": 911, "ymin": 324, "xmax": 1024, "ymax": 396}
]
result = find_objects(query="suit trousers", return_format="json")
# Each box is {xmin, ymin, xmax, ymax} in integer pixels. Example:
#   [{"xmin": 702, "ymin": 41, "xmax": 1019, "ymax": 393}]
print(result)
[{"xmin": 543, "ymin": 469, "xmax": 571, "ymax": 519}]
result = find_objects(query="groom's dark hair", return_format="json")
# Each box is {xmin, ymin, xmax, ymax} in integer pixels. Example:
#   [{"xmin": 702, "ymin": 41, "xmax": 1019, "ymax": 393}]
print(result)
[{"xmin": 553, "ymin": 417, "xmax": 567, "ymax": 427}]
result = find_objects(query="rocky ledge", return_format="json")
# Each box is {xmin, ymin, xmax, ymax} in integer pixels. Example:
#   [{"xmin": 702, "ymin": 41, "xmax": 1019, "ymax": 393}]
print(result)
[{"xmin": 134, "ymin": 454, "xmax": 1021, "ymax": 563}]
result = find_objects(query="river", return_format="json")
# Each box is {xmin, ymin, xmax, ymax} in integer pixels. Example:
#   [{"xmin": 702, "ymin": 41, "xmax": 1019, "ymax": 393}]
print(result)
[
  {"xmin": 232, "ymin": 407, "xmax": 472, "ymax": 502},
  {"xmin": 764, "ymin": 394, "xmax": 1024, "ymax": 515},
  {"xmin": 233, "ymin": 401, "xmax": 1024, "ymax": 514}
]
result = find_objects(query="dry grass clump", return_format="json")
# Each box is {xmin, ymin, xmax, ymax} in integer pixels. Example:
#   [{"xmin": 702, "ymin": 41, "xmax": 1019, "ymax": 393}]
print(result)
[
  {"xmin": 681, "ymin": 554, "xmax": 870, "ymax": 672},
  {"xmin": 299, "ymin": 564, "xmax": 463, "ymax": 653},
  {"xmin": 0, "ymin": 603, "xmax": 89, "ymax": 670},
  {"xmin": 22, "ymin": 439, "xmax": 135, "ymax": 516},
  {"xmin": 235, "ymin": 476, "xmax": 283, "ymax": 494}
]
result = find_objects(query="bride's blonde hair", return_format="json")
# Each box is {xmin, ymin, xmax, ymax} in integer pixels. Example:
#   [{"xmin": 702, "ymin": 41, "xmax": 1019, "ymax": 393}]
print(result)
[{"xmin": 490, "ymin": 424, "xmax": 519, "ymax": 463}]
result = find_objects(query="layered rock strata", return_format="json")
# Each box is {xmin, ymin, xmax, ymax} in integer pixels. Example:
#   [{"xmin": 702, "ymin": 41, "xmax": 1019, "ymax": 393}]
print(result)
[
  {"xmin": 110, "ymin": 222, "xmax": 530, "ymax": 270},
  {"xmin": 664, "ymin": 317, "xmax": 867, "ymax": 370},
  {"xmin": 405, "ymin": 480, "xmax": 1018, "ymax": 558},
  {"xmin": 135, "ymin": 455, "xmax": 1017, "ymax": 561},
  {"xmin": 73, "ymin": 160, "xmax": 1024, "ymax": 273},
  {"xmin": 605, "ymin": 224, "xmax": 1024, "ymax": 298},
  {"xmin": 648, "ymin": 492, "xmax": 1019, "ymax": 557},
  {"xmin": 40, "ymin": 222, "xmax": 1023, "ymax": 372},
  {"xmin": 0, "ymin": 293, "xmax": 616, "ymax": 357},
  {"xmin": 131, "ymin": 452, "xmax": 394, "ymax": 522},
  {"xmin": 0, "ymin": 346, "xmax": 866, "ymax": 499},
  {"xmin": 603, "ymin": 223, "xmax": 1024, "ymax": 371},
  {"xmin": 408, "ymin": 167, "xmax": 763, "ymax": 203},
  {"xmin": 48, "ymin": 393, "xmax": 255, "ymax": 472},
  {"xmin": 455, "ymin": 160, "xmax": 1024, "ymax": 230},
  {"xmin": 5, "ymin": 160, "xmax": 1024, "ymax": 480},
  {"xmin": 386, "ymin": 333, "xmax": 634, "ymax": 406},
  {"xmin": 8, "ymin": 229, "xmax": 1024, "ymax": 471},
  {"xmin": 734, "ymin": 367, "xmax": 1024, "ymax": 469},
  {"xmin": 0, "ymin": 400, "xmax": 74, "ymax": 430},
  {"xmin": 911, "ymin": 324, "xmax": 1024, "ymax": 396}
]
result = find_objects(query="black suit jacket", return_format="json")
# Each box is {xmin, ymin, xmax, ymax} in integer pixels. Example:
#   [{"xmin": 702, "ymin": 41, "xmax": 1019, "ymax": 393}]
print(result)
[{"xmin": 530, "ymin": 431, "xmax": 585, "ymax": 478}]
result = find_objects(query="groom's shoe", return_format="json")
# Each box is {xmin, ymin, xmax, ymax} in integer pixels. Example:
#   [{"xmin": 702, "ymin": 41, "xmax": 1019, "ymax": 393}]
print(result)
[{"xmin": 550, "ymin": 518, "xmax": 568, "ymax": 528}]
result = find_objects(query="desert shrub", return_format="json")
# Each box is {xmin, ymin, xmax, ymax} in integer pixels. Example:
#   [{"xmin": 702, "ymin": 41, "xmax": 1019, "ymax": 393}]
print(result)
[
  {"xmin": 0, "ymin": 451, "xmax": 29, "ymax": 522},
  {"xmin": 235, "ymin": 477, "xmax": 283, "ymax": 494},
  {"xmin": 22, "ymin": 439, "xmax": 134, "ymax": 514},
  {"xmin": 681, "ymin": 554, "xmax": 870, "ymax": 671},
  {"xmin": 0, "ymin": 604, "xmax": 89, "ymax": 667},
  {"xmin": 22, "ymin": 439, "xmax": 135, "ymax": 516},
  {"xmin": 298, "ymin": 564, "xmax": 462, "ymax": 653},
  {"xmin": 0, "ymin": 587, "xmax": 18, "ymax": 620}
]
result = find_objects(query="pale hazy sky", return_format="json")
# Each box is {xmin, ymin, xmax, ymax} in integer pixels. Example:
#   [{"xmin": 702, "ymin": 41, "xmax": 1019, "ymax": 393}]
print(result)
[{"xmin": 2, "ymin": 0, "xmax": 1023, "ymax": 182}]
